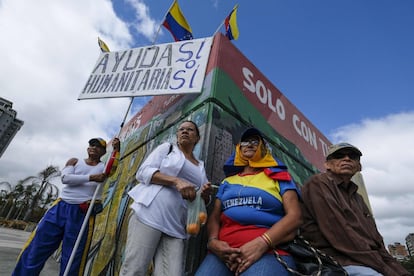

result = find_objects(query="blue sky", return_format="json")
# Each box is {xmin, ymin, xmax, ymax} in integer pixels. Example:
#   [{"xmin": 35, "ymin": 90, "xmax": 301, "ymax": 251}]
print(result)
[
  {"xmin": 0, "ymin": 0, "xmax": 413, "ymax": 247},
  {"xmin": 112, "ymin": 0, "xmax": 413, "ymax": 135}
]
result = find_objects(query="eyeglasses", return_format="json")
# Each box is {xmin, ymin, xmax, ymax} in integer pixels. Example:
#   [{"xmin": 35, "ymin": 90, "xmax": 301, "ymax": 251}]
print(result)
[
  {"xmin": 240, "ymin": 139, "xmax": 260, "ymax": 147},
  {"xmin": 328, "ymin": 151, "xmax": 360, "ymax": 161}
]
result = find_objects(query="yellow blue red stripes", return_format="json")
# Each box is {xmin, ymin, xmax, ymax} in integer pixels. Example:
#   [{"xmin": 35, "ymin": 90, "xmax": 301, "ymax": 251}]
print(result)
[
  {"xmin": 162, "ymin": 0, "xmax": 193, "ymax": 41},
  {"xmin": 225, "ymin": 4, "xmax": 239, "ymax": 40}
]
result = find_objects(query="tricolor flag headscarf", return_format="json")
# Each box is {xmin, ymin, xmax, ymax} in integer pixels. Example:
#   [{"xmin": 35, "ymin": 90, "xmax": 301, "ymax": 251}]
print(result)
[{"xmin": 223, "ymin": 128, "xmax": 292, "ymax": 181}]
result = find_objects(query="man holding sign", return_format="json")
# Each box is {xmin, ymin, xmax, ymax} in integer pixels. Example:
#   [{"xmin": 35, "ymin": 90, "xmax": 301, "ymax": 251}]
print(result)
[{"xmin": 13, "ymin": 137, "xmax": 120, "ymax": 276}]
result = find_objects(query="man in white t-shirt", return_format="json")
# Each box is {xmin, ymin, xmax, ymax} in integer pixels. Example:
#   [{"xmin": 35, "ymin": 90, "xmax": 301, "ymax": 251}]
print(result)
[{"xmin": 13, "ymin": 137, "xmax": 120, "ymax": 276}]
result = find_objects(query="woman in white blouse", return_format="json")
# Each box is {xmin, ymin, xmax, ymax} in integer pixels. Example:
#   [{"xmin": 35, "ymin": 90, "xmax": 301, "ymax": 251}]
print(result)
[{"xmin": 120, "ymin": 120, "xmax": 212, "ymax": 276}]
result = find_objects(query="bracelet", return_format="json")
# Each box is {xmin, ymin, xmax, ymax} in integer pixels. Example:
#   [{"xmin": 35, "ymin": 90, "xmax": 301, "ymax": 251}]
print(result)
[
  {"xmin": 208, "ymin": 236, "xmax": 218, "ymax": 243},
  {"xmin": 259, "ymin": 235, "xmax": 269, "ymax": 246},
  {"xmin": 261, "ymin": 233, "xmax": 273, "ymax": 248},
  {"xmin": 207, "ymin": 236, "xmax": 218, "ymax": 249}
]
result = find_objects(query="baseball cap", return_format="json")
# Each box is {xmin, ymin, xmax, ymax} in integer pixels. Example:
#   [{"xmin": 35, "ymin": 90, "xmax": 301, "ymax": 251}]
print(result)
[
  {"xmin": 241, "ymin": 128, "xmax": 263, "ymax": 141},
  {"xmin": 326, "ymin": 143, "xmax": 362, "ymax": 160},
  {"xmin": 89, "ymin": 138, "xmax": 107, "ymax": 150}
]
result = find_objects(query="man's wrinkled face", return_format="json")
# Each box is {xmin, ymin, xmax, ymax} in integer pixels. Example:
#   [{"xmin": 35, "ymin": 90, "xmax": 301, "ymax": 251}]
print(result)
[{"xmin": 325, "ymin": 150, "xmax": 361, "ymax": 176}]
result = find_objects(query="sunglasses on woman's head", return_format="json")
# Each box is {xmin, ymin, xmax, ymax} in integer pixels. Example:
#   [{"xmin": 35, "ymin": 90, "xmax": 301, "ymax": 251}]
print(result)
[{"xmin": 240, "ymin": 138, "xmax": 260, "ymax": 147}]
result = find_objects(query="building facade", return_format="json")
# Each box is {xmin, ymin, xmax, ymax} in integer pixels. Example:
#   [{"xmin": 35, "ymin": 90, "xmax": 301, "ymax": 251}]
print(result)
[
  {"xmin": 82, "ymin": 34, "xmax": 376, "ymax": 275},
  {"xmin": 388, "ymin": 242, "xmax": 409, "ymax": 261},
  {"xmin": 406, "ymin": 233, "xmax": 414, "ymax": 257},
  {"xmin": 0, "ymin": 97, "xmax": 24, "ymax": 158}
]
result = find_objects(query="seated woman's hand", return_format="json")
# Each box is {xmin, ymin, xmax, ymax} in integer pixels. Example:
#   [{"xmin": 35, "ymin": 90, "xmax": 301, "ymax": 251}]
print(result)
[
  {"xmin": 208, "ymin": 239, "xmax": 241, "ymax": 271},
  {"xmin": 235, "ymin": 236, "xmax": 269, "ymax": 275}
]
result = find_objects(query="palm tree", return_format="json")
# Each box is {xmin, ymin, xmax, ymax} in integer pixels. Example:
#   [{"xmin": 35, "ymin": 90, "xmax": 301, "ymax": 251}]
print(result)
[
  {"xmin": 22, "ymin": 165, "xmax": 60, "ymax": 221},
  {"xmin": 13, "ymin": 182, "xmax": 38, "ymax": 220},
  {"xmin": 40, "ymin": 187, "xmax": 59, "ymax": 209},
  {"xmin": 0, "ymin": 181, "xmax": 12, "ymax": 216},
  {"xmin": 0, "ymin": 181, "xmax": 12, "ymax": 191},
  {"xmin": 5, "ymin": 182, "xmax": 26, "ymax": 220}
]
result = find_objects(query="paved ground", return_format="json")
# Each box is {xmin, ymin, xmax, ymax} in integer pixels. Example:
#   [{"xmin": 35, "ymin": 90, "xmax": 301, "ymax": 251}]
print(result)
[{"xmin": 0, "ymin": 226, "xmax": 59, "ymax": 275}]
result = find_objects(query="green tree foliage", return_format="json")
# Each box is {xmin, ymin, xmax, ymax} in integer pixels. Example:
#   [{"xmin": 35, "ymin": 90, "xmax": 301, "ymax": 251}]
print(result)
[
  {"xmin": 401, "ymin": 256, "xmax": 414, "ymax": 275},
  {"xmin": 22, "ymin": 165, "xmax": 60, "ymax": 221},
  {"xmin": 4, "ymin": 182, "xmax": 29, "ymax": 220},
  {"xmin": 0, "ymin": 181, "xmax": 12, "ymax": 217},
  {"xmin": 0, "ymin": 165, "xmax": 60, "ymax": 222}
]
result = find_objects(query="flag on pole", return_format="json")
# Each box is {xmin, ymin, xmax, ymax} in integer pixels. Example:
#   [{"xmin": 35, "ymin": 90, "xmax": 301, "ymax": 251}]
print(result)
[
  {"xmin": 98, "ymin": 37, "xmax": 110, "ymax": 52},
  {"xmin": 225, "ymin": 4, "xmax": 239, "ymax": 40},
  {"xmin": 162, "ymin": 0, "xmax": 193, "ymax": 41},
  {"xmin": 104, "ymin": 149, "xmax": 120, "ymax": 176}
]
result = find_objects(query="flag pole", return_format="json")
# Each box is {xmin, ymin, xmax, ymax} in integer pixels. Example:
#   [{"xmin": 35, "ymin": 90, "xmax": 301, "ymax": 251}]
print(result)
[
  {"xmin": 119, "ymin": 0, "xmax": 175, "ymax": 136},
  {"xmin": 63, "ymin": 184, "xmax": 102, "ymax": 276},
  {"xmin": 124, "ymin": 0, "xmax": 174, "ymax": 138},
  {"xmin": 129, "ymin": 0, "xmax": 175, "ymax": 130},
  {"xmin": 118, "ymin": 97, "xmax": 134, "ymax": 135},
  {"xmin": 64, "ymin": 97, "xmax": 128, "ymax": 276},
  {"xmin": 65, "ymin": 2, "xmax": 178, "ymax": 273},
  {"xmin": 213, "ymin": 4, "xmax": 238, "ymax": 37},
  {"xmin": 152, "ymin": 25, "xmax": 163, "ymax": 45},
  {"xmin": 213, "ymin": 20, "xmax": 225, "ymax": 36},
  {"xmin": 64, "ymin": 42, "xmax": 130, "ymax": 276},
  {"xmin": 153, "ymin": 0, "xmax": 176, "ymax": 44},
  {"xmin": 64, "ymin": 114, "xmax": 124, "ymax": 276}
]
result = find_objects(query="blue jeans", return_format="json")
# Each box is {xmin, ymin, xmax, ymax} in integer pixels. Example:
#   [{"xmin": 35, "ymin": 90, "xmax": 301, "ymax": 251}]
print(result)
[
  {"xmin": 343, "ymin": 265, "xmax": 383, "ymax": 276},
  {"xmin": 195, "ymin": 252, "xmax": 295, "ymax": 276}
]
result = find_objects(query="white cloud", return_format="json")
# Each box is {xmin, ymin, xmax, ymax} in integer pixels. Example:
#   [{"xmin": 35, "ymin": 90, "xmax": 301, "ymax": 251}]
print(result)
[
  {"xmin": 126, "ymin": 0, "xmax": 160, "ymax": 41},
  {"xmin": 330, "ymin": 112, "xmax": 414, "ymax": 245},
  {"xmin": 0, "ymin": 0, "xmax": 143, "ymax": 187},
  {"xmin": 0, "ymin": 0, "xmax": 412, "ymax": 252}
]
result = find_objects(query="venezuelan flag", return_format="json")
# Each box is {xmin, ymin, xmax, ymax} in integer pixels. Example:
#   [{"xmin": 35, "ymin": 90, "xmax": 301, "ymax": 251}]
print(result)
[
  {"xmin": 104, "ymin": 150, "xmax": 120, "ymax": 176},
  {"xmin": 225, "ymin": 4, "xmax": 239, "ymax": 40},
  {"xmin": 98, "ymin": 37, "xmax": 110, "ymax": 52},
  {"xmin": 162, "ymin": 0, "xmax": 193, "ymax": 41}
]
